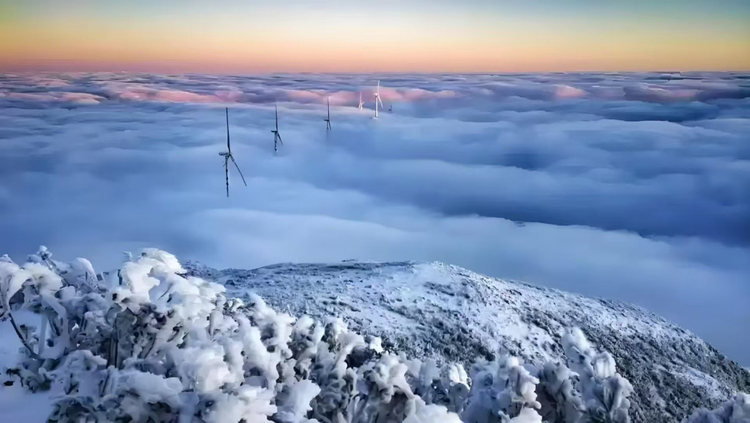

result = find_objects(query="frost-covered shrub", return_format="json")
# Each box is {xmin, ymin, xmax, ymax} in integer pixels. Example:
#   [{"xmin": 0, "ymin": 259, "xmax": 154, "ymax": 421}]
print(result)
[
  {"xmin": 682, "ymin": 393, "xmax": 750, "ymax": 423},
  {"xmin": 0, "ymin": 246, "xmax": 668, "ymax": 423},
  {"xmin": 561, "ymin": 328, "xmax": 634, "ymax": 423},
  {"xmin": 461, "ymin": 355, "xmax": 542, "ymax": 422},
  {"xmin": 536, "ymin": 362, "xmax": 585, "ymax": 423}
]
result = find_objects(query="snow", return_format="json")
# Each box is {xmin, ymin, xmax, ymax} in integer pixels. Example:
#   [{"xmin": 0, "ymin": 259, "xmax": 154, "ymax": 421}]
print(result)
[
  {"xmin": 6, "ymin": 248, "xmax": 493, "ymax": 422},
  {"xmin": 274, "ymin": 380, "xmax": 321, "ymax": 423},
  {"xmin": 509, "ymin": 408, "xmax": 544, "ymax": 423},
  {"xmin": 0, "ymin": 382, "xmax": 54, "ymax": 422},
  {"xmin": 114, "ymin": 370, "xmax": 184, "ymax": 419},
  {"xmin": 683, "ymin": 393, "xmax": 750, "ymax": 423},
  {"xmin": 0, "ymin": 247, "xmax": 746, "ymax": 422},
  {"xmin": 675, "ymin": 367, "xmax": 727, "ymax": 401},
  {"xmin": 0, "ymin": 312, "xmax": 54, "ymax": 421},
  {"xmin": 214, "ymin": 260, "xmax": 698, "ymax": 365},
  {"xmin": 206, "ymin": 260, "xmax": 750, "ymax": 422}
]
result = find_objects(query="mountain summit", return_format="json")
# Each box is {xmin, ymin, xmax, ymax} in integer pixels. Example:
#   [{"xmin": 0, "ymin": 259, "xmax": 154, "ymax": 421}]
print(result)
[{"xmin": 187, "ymin": 260, "xmax": 750, "ymax": 423}]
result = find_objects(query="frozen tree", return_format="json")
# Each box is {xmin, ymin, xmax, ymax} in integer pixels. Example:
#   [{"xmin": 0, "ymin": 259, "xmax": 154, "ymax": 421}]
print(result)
[
  {"xmin": 461, "ymin": 356, "xmax": 542, "ymax": 422},
  {"xmin": 536, "ymin": 362, "xmax": 585, "ymax": 423},
  {"xmin": 561, "ymin": 328, "xmax": 634, "ymax": 423},
  {"xmin": 403, "ymin": 357, "xmax": 470, "ymax": 414},
  {"xmin": 346, "ymin": 353, "xmax": 462, "ymax": 423},
  {"xmin": 682, "ymin": 393, "xmax": 750, "ymax": 423},
  {"xmin": 274, "ymin": 380, "xmax": 322, "ymax": 423}
]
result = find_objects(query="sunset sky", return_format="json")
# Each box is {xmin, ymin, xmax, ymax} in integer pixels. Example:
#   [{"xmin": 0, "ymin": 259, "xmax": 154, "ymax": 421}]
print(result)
[{"xmin": 1, "ymin": 0, "xmax": 749, "ymax": 73}]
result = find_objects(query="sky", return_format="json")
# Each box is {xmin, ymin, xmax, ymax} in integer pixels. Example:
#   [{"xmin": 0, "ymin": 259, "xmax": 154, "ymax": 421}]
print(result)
[
  {"xmin": 0, "ymin": 71, "xmax": 748, "ymax": 365},
  {"xmin": 1, "ymin": 0, "xmax": 749, "ymax": 72}
]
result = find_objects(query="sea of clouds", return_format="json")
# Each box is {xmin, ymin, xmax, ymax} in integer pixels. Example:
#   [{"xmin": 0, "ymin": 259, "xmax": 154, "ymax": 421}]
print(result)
[{"xmin": 0, "ymin": 71, "xmax": 748, "ymax": 364}]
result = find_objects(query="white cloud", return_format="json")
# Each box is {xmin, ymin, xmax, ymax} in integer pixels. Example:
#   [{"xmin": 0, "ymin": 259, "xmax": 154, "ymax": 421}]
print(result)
[{"xmin": 0, "ymin": 71, "xmax": 748, "ymax": 364}]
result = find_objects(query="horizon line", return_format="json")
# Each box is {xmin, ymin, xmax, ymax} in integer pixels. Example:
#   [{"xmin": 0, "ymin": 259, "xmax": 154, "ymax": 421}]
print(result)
[{"xmin": 3, "ymin": 68, "xmax": 749, "ymax": 75}]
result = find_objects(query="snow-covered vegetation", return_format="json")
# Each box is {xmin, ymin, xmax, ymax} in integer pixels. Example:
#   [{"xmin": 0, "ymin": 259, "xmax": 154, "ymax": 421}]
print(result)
[
  {"xmin": 682, "ymin": 394, "xmax": 750, "ymax": 423},
  {"xmin": 0, "ymin": 247, "xmax": 744, "ymax": 422}
]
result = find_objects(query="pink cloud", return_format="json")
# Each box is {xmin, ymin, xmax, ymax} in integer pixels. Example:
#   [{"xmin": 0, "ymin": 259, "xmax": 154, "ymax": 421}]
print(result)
[
  {"xmin": 554, "ymin": 85, "xmax": 587, "ymax": 99},
  {"xmin": 286, "ymin": 89, "xmax": 327, "ymax": 103},
  {"xmin": 103, "ymin": 83, "xmax": 243, "ymax": 104},
  {"xmin": 286, "ymin": 87, "xmax": 457, "ymax": 106},
  {"xmin": 382, "ymin": 87, "xmax": 458, "ymax": 102},
  {"xmin": 5, "ymin": 79, "xmax": 458, "ymax": 108},
  {"xmin": 623, "ymin": 84, "xmax": 700, "ymax": 102},
  {"xmin": 60, "ymin": 92, "xmax": 104, "ymax": 104},
  {"xmin": 0, "ymin": 91, "xmax": 104, "ymax": 104},
  {"xmin": 27, "ymin": 77, "xmax": 70, "ymax": 88}
]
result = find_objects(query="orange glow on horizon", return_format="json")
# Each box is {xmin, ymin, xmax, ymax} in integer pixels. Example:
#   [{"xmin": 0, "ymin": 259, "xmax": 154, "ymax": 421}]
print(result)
[{"xmin": 1, "ymin": 3, "xmax": 748, "ymax": 73}]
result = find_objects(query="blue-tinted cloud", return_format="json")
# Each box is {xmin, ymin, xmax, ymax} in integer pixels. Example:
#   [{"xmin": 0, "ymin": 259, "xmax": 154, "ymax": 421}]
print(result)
[{"xmin": 0, "ymin": 71, "xmax": 748, "ymax": 365}]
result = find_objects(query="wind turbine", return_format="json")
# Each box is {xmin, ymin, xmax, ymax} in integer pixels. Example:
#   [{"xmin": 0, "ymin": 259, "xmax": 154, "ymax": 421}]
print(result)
[
  {"xmin": 373, "ymin": 80, "xmax": 384, "ymax": 119},
  {"xmin": 219, "ymin": 108, "xmax": 247, "ymax": 198},
  {"xmin": 324, "ymin": 97, "xmax": 332, "ymax": 131},
  {"xmin": 358, "ymin": 92, "xmax": 364, "ymax": 111},
  {"xmin": 271, "ymin": 104, "xmax": 283, "ymax": 153}
]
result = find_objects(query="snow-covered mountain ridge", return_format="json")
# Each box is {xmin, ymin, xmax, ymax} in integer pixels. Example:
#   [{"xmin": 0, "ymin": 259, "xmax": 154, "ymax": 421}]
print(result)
[{"xmin": 186, "ymin": 260, "xmax": 750, "ymax": 423}]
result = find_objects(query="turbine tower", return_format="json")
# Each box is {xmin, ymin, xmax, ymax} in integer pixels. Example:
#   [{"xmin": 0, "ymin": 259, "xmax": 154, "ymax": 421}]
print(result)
[
  {"xmin": 358, "ymin": 92, "xmax": 364, "ymax": 111},
  {"xmin": 373, "ymin": 80, "xmax": 384, "ymax": 119},
  {"xmin": 271, "ymin": 104, "xmax": 283, "ymax": 153},
  {"xmin": 324, "ymin": 97, "xmax": 332, "ymax": 131},
  {"xmin": 219, "ymin": 108, "xmax": 247, "ymax": 197}
]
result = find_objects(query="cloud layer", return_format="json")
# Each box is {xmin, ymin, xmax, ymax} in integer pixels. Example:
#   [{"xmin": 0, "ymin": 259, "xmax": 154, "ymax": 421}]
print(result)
[{"xmin": 0, "ymin": 71, "xmax": 748, "ymax": 364}]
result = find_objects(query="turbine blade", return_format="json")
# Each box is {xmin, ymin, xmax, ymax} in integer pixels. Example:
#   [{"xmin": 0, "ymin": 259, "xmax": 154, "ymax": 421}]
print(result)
[
  {"xmin": 225, "ymin": 157, "xmax": 229, "ymax": 197},
  {"xmin": 277, "ymin": 134, "xmax": 283, "ymax": 145},
  {"xmin": 225, "ymin": 108, "xmax": 231, "ymax": 152},
  {"xmin": 230, "ymin": 155, "xmax": 247, "ymax": 186},
  {"xmin": 275, "ymin": 104, "xmax": 279, "ymax": 131},
  {"xmin": 378, "ymin": 97, "xmax": 384, "ymax": 108}
]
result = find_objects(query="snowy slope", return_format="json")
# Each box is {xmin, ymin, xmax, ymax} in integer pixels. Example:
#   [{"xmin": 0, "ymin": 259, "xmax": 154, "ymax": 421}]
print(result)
[{"xmin": 186, "ymin": 260, "xmax": 750, "ymax": 423}]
